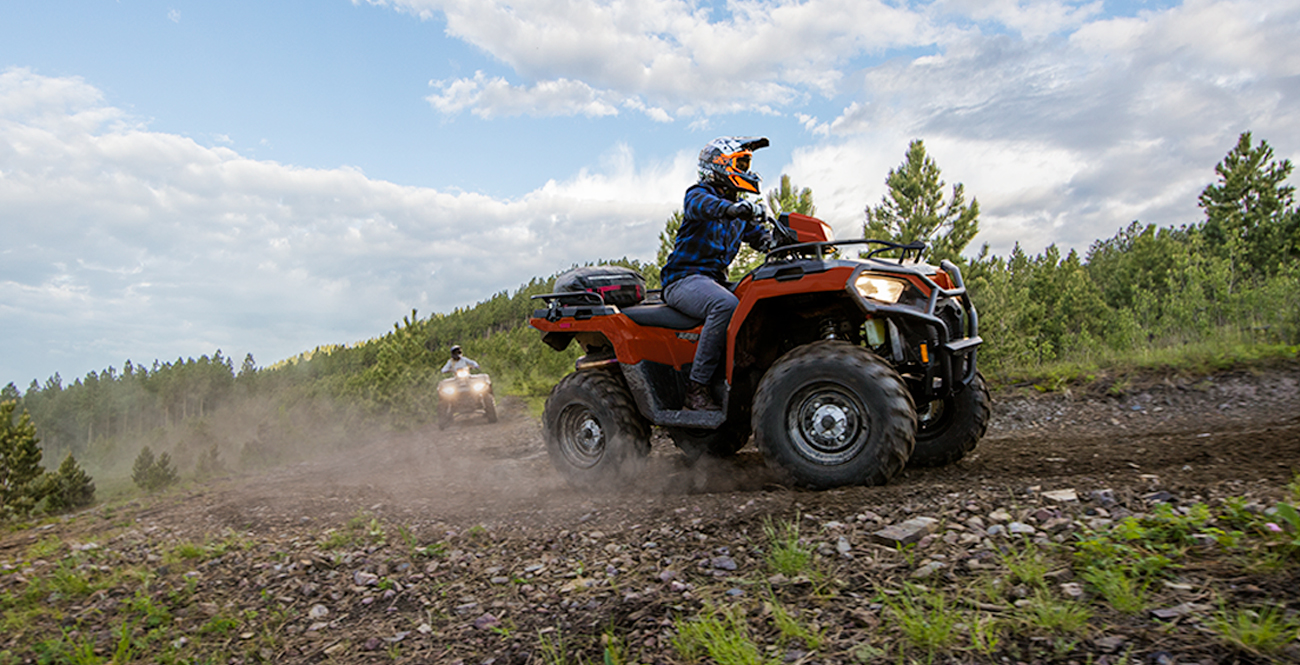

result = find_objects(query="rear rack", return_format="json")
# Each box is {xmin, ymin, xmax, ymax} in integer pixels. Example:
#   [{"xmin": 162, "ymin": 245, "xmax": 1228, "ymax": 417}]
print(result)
[{"xmin": 530, "ymin": 292, "xmax": 618, "ymax": 322}]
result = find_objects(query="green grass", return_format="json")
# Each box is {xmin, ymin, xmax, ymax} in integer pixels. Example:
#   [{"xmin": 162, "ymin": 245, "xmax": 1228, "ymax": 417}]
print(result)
[
  {"xmin": 1209, "ymin": 603, "xmax": 1300, "ymax": 655},
  {"xmin": 884, "ymin": 584, "xmax": 962, "ymax": 657},
  {"xmin": 673, "ymin": 603, "xmax": 776, "ymax": 665},
  {"xmin": 762, "ymin": 515, "xmax": 813, "ymax": 577},
  {"xmin": 1000, "ymin": 542, "xmax": 1052, "ymax": 589},
  {"xmin": 1081, "ymin": 567, "xmax": 1148, "ymax": 614},
  {"xmin": 768, "ymin": 596, "xmax": 823, "ymax": 650},
  {"xmin": 1018, "ymin": 590, "xmax": 1092, "ymax": 635}
]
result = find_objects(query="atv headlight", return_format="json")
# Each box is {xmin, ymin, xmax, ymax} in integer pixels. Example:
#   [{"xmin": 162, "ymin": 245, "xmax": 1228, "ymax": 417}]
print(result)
[
  {"xmin": 471, "ymin": 380, "xmax": 488, "ymax": 393},
  {"xmin": 439, "ymin": 384, "xmax": 456, "ymax": 396},
  {"xmin": 855, "ymin": 274, "xmax": 906, "ymax": 304}
]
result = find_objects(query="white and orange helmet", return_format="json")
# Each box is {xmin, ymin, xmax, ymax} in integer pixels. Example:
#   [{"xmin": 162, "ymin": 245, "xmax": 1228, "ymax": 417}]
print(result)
[{"xmin": 698, "ymin": 136, "xmax": 768, "ymax": 195}]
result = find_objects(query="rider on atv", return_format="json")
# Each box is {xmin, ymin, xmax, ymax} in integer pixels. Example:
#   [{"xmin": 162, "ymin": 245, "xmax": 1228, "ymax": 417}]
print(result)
[
  {"xmin": 662, "ymin": 137, "xmax": 775, "ymax": 411},
  {"xmin": 441, "ymin": 345, "xmax": 480, "ymax": 374}
]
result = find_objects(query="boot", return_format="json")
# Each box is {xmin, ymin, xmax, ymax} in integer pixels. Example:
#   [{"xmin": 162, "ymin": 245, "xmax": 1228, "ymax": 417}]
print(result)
[{"xmin": 685, "ymin": 381, "xmax": 721, "ymax": 411}]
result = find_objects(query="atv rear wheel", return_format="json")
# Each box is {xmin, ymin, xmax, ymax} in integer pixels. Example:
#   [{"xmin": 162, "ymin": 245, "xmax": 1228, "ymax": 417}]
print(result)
[
  {"xmin": 753, "ymin": 341, "xmax": 914, "ymax": 489},
  {"xmin": 907, "ymin": 372, "xmax": 990, "ymax": 467},
  {"xmin": 543, "ymin": 370, "xmax": 651, "ymax": 490},
  {"xmin": 668, "ymin": 420, "xmax": 751, "ymax": 465}
]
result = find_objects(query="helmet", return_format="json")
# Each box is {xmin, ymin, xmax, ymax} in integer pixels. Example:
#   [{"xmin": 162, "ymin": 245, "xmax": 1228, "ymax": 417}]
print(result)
[
  {"xmin": 450, "ymin": 345, "xmax": 462, "ymax": 358},
  {"xmin": 698, "ymin": 136, "xmax": 768, "ymax": 195}
]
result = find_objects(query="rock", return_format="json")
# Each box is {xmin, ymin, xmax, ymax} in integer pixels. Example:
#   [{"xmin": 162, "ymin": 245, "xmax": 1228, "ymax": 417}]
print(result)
[
  {"xmin": 836, "ymin": 536, "xmax": 852, "ymax": 556},
  {"xmin": 472, "ymin": 613, "xmax": 500, "ymax": 630},
  {"xmin": 910, "ymin": 561, "xmax": 946, "ymax": 579},
  {"xmin": 989, "ymin": 508, "xmax": 1012, "ymax": 523},
  {"xmin": 710, "ymin": 556, "xmax": 737, "ymax": 571},
  {"xmin": 986, "ymin": 525, "xmax": 1006, "ymax": 537},
  {"xmin": 871, "ymin": 517, "xmax": 939, "ymax": 547},
  {"xmin": 1042, "ymin": 518, "xmax": 1074, "ymax": 533},
  {"xmin": 1060, "ymin": 582, "xmax": 1084, "ymax": 599},
  {"xmin": 1094, "ymin": 635, "xmax": 1126, "ymax": 653},
  {"xmin": 308, "ymin": 604, "xmax": 329, "ymax": 620},
  {"xmin": 353, "ymin": 571, "xmax": 379, "ymax": 587},
  {"xmin": 1040, "ymin": 488, "xmax": 1081, "ymax": 503},
  {"xmin": 1007, "ymin": 522, "xmax": 1036, "ymax": 535},
  {"xmin": 1150, "ymin": 603, "xmax": 1204, "ymax": 620}
]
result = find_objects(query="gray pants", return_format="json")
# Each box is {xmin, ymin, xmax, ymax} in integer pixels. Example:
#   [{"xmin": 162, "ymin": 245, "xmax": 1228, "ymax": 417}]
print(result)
[{"xmin": 664, "ymin": 274, "xmax": 738, "ymax": 385}]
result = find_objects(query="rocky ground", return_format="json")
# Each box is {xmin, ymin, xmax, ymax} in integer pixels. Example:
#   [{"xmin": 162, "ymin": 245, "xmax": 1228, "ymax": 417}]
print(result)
[{"xmin": 2, "ymin": 364, "xmax": 1300, "ymax": 664}]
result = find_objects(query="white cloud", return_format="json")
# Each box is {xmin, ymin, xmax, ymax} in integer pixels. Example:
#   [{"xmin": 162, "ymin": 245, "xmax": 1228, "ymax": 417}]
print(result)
[
  {"xmin": 0, "ymin": 68, "xmax": 685, "ymax": 385},
  {"xmin": 376, "ymin": 0, "xmax": 932, "ymax": 119},
  {"xmin": 785, "ymin": 0, "xmax": 1300, "ymax": 257}
]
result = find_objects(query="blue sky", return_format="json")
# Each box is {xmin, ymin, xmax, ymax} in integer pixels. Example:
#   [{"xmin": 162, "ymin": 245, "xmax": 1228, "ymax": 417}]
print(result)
[{"xmin": 1, "ymin": 0, "xmax": 1296, "ymax": 389}]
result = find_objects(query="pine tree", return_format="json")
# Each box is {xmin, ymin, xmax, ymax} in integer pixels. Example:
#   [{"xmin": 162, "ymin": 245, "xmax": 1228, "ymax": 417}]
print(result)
[
  {"xmin": 131, "ymin": 446, "xmax": 156, "ymax": 490},
  {"xmin": 43, "ymin": 453, "xmax": 96, "ymax": 513},
  {"xmin": 1, "ymin": 401, "xmax": 47, "ymax": 519},
  {"xmin": 864, "ymin": 139, "xmax": 980, "ymax": 265},
  {"xmin": 1198, "ymin": 131, "xmax": 1297, "ymax": 272},
  {"xmin": 766, "ymin": 174, "xmax": 816, "ymax": 217}
]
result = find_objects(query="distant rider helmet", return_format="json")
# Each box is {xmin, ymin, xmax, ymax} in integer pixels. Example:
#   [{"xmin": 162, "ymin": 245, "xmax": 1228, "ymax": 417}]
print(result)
[
  {"xmin": 698, "ymin": 136, "xmax": 769, "ymax": 195},
  {"xmin": 450, "ymin": 345, "xmax": 462, "ymax": 359}
]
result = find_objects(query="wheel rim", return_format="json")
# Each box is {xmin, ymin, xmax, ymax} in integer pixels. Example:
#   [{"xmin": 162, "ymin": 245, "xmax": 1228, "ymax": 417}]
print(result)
[
  {"xmin": 557, "ymin": 404, "xmax": 605, "ymax": 469},
  {"xmin": 916, "ymin": 396, "xmax": 952, "ymax": 439},
  {"xmin": 785, "ymin": 381, "xmax": 871, "ymax": 465}
]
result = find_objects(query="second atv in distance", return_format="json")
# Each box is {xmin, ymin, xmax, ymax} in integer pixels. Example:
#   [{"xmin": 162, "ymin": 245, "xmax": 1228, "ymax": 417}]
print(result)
[
  {"xmin": 530, "ymin": 207, "xmax": 989, "ymax": 491},
  {"xmin": 437, "ymin": 366, "xmax": 498, "ymax": 429}
]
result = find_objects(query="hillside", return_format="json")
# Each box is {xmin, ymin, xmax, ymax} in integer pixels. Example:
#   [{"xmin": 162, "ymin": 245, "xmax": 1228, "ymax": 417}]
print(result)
[{"xmin": 3, "ymin": 364, "xmax": 1298, "ymax": 663}]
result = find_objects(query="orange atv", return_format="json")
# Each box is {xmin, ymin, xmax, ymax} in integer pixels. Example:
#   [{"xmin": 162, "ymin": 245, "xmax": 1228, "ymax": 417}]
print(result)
[{"xmin": 530, "ymin": 210, "xmax": 988, "ymax": 490}]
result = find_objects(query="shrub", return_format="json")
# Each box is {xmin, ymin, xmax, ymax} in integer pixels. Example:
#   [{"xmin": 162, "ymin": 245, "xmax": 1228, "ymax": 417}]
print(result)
[
  {"xmin": 131, "ymin": 446, "xmax": 179, "ymax": 492},
  {"xmin": 42, "ymin": 453, "xmax": 96, "ymax": 513}
]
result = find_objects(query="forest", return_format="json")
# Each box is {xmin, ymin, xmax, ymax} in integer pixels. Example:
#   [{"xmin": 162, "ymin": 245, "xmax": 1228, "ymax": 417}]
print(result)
[{"xmin": 2, "ymin": 131, "xmax": 1298, "ymax": 519}]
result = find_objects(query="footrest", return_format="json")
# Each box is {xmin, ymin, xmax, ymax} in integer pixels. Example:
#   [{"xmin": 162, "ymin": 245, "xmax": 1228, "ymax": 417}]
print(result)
[{"xmin": 651, "ymin": 409, "xmax": 727, "ymax": 429}]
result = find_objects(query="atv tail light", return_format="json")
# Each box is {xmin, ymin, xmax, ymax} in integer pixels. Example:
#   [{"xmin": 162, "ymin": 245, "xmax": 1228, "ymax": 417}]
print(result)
[
  {"xmin": 920, "ymin": 343, "xmax": 929, "ymax": 364},
  {"xmin": 855, "ymin": 275, "xmax": 906, "ymax": 304}
]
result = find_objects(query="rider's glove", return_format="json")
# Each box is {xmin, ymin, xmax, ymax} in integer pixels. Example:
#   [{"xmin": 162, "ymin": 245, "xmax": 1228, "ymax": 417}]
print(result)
[
  {"xmin": 757, "ymin": 232, "xmax": 777, "ymax": 252},
  {"xmin": 726, "ymin": 200, "xmax": 755, "ymax": 219}
]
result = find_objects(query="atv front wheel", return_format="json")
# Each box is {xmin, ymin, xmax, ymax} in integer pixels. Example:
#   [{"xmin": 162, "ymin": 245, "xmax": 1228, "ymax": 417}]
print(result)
[
  {"xmin": 907, "ymin": 372, "xmax": 990, "ymax": 467},
  {"xmin": 484, "ymin": 396, "xmax": 498, "ymax": 424},
  {"xmin": 753, "ymin": 341, "xmax": 914, "ymax": 489},
  {"xmin": 668, "ymin": 420, "xmax": 751, "ymax": 465},
  {"xmin": 543, "ymin": 370, "xmax": 651, "ymax": 490}
]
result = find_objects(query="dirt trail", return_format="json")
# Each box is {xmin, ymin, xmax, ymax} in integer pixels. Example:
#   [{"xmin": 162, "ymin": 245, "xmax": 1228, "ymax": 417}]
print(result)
[
  {"xmin": 6, "ymin": 365, "xmax": 1300, "ymax": 664},
  {"xmin": 176, "ymin": 366, "xmax": 1300, "ymax": 541}
]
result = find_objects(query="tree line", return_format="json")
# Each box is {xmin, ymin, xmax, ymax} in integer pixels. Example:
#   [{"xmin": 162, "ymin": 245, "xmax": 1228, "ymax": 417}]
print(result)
[{"xmin": 3, "ymin": 131, "xmax": 1296, "ymax": 520}]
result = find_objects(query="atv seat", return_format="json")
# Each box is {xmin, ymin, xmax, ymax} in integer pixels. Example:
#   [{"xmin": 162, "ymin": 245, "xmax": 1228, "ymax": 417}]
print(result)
[{"xmin": 621, "ymin": 303, "xmax": 702, "ymax": 330}]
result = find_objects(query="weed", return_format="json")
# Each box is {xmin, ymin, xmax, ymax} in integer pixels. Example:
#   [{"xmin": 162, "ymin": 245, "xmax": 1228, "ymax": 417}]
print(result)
[
  {"xmin": 768, "ymin": 597, "xmax": 823, "ymax": 650},
  {"xmin": 25, "ymin": 535, "xmax": 63, "ymax": 560},
  {"xmin": 1209, "ymin": 603, "xmax": 1300, "ymax": 655},
  {"xmin": 602, "ymin": 627, "xmax": 630, "ymax": 665},
  {"xmin": 537, "ymin": 628, "xmax": 576, "ymax": 665},
  {"xmin": 199, "ymin": 613, "xmax": 241, "ymax": 637},
  {"xmin": 884, "ymin": 584, "xmax": 962, "ymax": 657},
  {"xmin": 762, "ymin": 515, "xmax": 813, "ymax": 577},
  {"xmin": 1018, "ymin": 590, "xmax": 1092, "ymax": 635},
  {"xmin": 673, "ymin": 603, "xmax": 776, "ymax": 665},
  {"xmin": 1000, "ymin": 542, "xmax": 1051, "ymax": 588},
  {"xmin": 1081, "ymin": 567, "xmax": 1147, "ymax": 614},
  {"xmin": 968, "ymin": 613, "xmax": 1003, "ymax": 655}
]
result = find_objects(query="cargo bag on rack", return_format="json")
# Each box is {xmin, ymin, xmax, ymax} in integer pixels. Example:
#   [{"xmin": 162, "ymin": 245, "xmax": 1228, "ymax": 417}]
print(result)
[{"xmin": 554, "ymin": 266, "xmax": 646, "ymax": 308}]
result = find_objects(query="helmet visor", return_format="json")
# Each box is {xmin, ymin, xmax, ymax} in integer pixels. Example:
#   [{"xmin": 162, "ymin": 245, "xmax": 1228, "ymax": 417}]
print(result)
[{"xmin": 733, "ymin": 152, "xmax": 751, "ymax": 172}]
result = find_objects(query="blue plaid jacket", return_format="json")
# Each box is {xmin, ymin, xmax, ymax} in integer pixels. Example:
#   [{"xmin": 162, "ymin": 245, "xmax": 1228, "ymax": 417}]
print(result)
[{"xmin": 661, "ymin": 182, "xmax": 770, "ymax": 287}]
